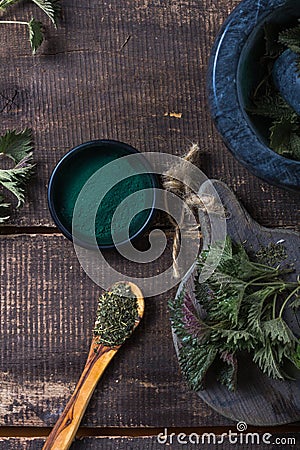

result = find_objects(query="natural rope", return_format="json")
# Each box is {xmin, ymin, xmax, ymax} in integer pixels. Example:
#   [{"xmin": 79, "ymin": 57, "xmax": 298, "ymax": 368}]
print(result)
[{"xmin": 162, "ymin": 144, "xmax": 223, "ymax": 278}]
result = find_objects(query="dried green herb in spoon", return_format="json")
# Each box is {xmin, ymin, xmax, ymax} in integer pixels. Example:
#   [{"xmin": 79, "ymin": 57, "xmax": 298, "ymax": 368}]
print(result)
[
  {"xmin": 93, "ymin": 282, "xmax": 140, "ymax": 348},
  {"xmin": 43, "ymin": 281, "xmax": 144, "ymax": 450}
]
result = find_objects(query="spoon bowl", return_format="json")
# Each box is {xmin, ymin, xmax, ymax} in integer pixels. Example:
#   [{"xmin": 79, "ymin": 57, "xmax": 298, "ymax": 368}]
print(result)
[{"xmin": 43, "ymin": 281, "xmax": 144, "ymax": 450}]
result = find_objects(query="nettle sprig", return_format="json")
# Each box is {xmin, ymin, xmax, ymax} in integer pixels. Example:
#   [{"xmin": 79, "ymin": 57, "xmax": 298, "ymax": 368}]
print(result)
[
  {"xmin": 0, "ymin": 129, "xmax": 35, "ymax": 222},
  {"xmin": 250, "ymin": 21, "xmax": 300, "ymax": 160},
  {"xmin": 169, "ymin": 236, "xmax": 300, "ymax": 392},
  {"xmin": 0, "ymin": 0, "xmax": 60, "ymax": 53}
]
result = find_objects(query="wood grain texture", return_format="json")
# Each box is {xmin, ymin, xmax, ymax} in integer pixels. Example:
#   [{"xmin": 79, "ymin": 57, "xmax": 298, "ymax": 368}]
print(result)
[
  {"xmin": 174, "ymin": 181, "xmax": 300, "ymax": 425},
  {"xmin": 0, "ymin": 0, "xmax": 299, "ymax": 436},
  {"xmin": 0, "ymin": 0, "xmax": 298, "ymax": 229},
  {"xmin": 0, "ymin": 234, "xmax": 231, "ymax": 427},
  {"xmin": 1, "ymin": 435, "xmax": 300, "ymax": 450}
]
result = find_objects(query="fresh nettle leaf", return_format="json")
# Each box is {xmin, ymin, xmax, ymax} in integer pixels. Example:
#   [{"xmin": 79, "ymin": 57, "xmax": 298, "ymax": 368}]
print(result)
[
  {"xmin": 32, "ymin": 0, "xmax": 60, "ymax": 26},
  {"xmin": 289, "ymin": 295, "xmax": 300, "ymax": 310},
  {"xmin": 270, "ymin": 117, "xmax": 299, "ymax": 156},
  {"xmin": 250, "ymin": 93, "xmax": 297, "ymax": 122},
  {"xmin": 181, "ymin": 292, "xmax": 210, "ymax": 342},
  {"xmin": 291, "ymin": 344, "xmax": 300, "ymax": 370},
  {"xmin": 0, "ymin": 128, "xmax": 33, "ymax": 164},
  {"xmin": 253, "ymin": 341, "xmax": 285, "ymax": 380},
  {"xmin": 279, "ymin": 24, "xmax": 300, "ymax": 55},
  {"xmin": 0, "ymin": 160, "xmax": 34, "ymax": 206},
  {"xmin": 0, "ymin": 194, "xmax": 10, "ymax": 223},
  {"xmin": 28, "ymin": 17, "xmax": 43, "ymax": 53},
  {"xmin": 289, "ymin": 133, "xmax": 300, "ymax": 160},
  {"xmin": 262, "ymin": 317, "xmax": 297, "ymax": 345},
  {"xmin": 0, "ymin": 0, "xmax": 60, "ymax": 53},
  {"xmin": 169, "ymin": 236, "xmax": 300, "ymax": 392},
  {"xmin": 0, "ymin": 129, "xmax": 34, "ymax": 221},
  {"xmin": 0, "ymin": 0, "xmax": 60, "ymax": 23},
  {"xmin": 0, "ymin": 0, "xmax": 18, "ymax": 11},
  {"xmin": 179, "ymin": 343, "xmax": 218, "ymax": 391},
  {"xmin": 217, "ymin": 351, "xmax": 238, "ymax": 392},
  {"xmin": 245, "ymin": 287, "xmax": 277, "ymax": 338}
]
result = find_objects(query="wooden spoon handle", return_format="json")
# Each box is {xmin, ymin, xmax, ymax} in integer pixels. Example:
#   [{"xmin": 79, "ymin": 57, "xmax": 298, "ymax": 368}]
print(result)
[{"xmin": 43, "ymin": 341, "xmax": 118, "ymax": 450}]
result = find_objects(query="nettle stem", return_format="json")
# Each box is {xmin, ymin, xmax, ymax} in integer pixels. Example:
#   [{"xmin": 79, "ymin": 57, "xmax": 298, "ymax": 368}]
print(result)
[
  {"xmin": 272, "ymin": 293, "xmax": 278, "ymax": 320},
  {"xmin": 252, "ymin": 281, "xmax": 298, "ymax": 288},
  {"xmin": 0, "ymin": 20, "xmax": 28, "ymax": 25},
  {"xmin": 279, "ymin": 285, "xmax": 300, "ymax": 319}
]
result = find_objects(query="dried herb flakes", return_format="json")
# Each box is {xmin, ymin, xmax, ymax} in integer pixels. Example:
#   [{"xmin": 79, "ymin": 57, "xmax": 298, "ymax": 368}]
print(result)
[{"xmin": 93, "ymin": 283, "xmax": 138, "ymax": 348}]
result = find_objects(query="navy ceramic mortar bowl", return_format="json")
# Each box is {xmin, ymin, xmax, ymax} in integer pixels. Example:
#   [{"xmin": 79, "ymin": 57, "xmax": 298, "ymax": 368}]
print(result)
[{"xmin": 208, "ymin": 0, "xmax": 300, "ymax": 192}]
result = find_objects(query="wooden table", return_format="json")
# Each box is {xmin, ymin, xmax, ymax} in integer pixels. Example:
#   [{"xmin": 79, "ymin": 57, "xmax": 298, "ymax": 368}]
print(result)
[{"xmin": 0, "ymin": 0, "xmax": 299, "ymax": 448}]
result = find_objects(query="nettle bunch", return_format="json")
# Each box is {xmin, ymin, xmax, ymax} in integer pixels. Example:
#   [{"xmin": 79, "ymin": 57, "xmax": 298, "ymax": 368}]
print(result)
[
  {"xmin": 169, "ymin": 237, "xmax": 300, "ymax": 392},
  {"xmin": 0, "ymin": 0, "xmax": 60, "ymax": 53}
]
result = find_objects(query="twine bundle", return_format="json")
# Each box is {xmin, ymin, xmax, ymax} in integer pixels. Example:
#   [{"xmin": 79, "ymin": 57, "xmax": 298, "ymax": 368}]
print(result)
[{"xmin": 162, "ymin": 144, "xmax": 223, "ymax": 278}]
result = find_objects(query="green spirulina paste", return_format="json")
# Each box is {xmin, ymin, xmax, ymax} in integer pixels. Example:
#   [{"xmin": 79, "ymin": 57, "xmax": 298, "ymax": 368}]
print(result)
[{"xmin": 56, "ymin": 146, "xmax": 154, "ymax": 246}]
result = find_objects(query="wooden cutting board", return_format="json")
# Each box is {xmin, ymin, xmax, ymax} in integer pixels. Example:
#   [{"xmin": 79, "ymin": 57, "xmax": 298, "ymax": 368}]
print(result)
[{"xmin": 173, "ymin": 180, "xmax": 300, "ymax": 426}]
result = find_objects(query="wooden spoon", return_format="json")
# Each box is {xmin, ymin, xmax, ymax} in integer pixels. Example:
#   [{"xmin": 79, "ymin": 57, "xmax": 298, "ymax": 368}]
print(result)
[{"xmin": 43, "ymin": 282, "xmax": 144, "ymax": 450}]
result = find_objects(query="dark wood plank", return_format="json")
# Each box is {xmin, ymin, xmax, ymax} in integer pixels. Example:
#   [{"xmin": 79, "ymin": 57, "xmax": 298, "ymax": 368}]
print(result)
[
  {"xmin": 174, "ymin": 181, "xmax": 300, "ymax": 425},
  {"xmin": 0, "ymin": 0, "xmax": 298, "ymax": 230},
  {"xmin": 0, "ymin": 233, "xmax": 233, "ymax": 427},
  {"xmin": 0, "ymin": 434, "xmax": 299, "ymax": 449}
]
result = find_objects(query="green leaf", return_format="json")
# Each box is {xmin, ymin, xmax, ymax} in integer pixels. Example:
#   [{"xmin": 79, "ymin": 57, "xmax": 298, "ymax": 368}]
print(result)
[
  {"xmin": 0, "ymin": 128, "xmax": 32, "ymax": 164},
  {"xmin": 0, "ymin": 194, "xmax": 10, "ymax": 223},
  {"xmin": 0, "ymin": 129, "xmax": 34, "ymax": 214},
  {"xmin": 290, "ymin": 344, "xmax": 300, "ymax": 370},
  {"xmin": 289, "ymin": 133, "xmax": 300, "ymax": 160},
  {"xmin": 215, "ymin": 329, "xmax": 255, "ymax": 351},
  {"xmin": 217, "ymin": 351, "xmax": 238, "ymax": 392},
  {"xmin": 169, "ymin": 289, "xmax": 210, "ymax": 343},
  {"xmin": 289, "ymin": 295, "xmax": 300, "ymax": 310},
  {"xmin": 270, "ymin": 117, "xmax": 299, "ymax": 155},
  {"xmin": 198, "ymin": 237, "xmax": 279, "ymax": 285},
  {"xmin": 28, "ymin": 17, "xmax": 44, "ymax": 54},
  {"xmin": 31, "ymin": 0, "xmax": 60, "ymax": 26},
  {"xmin": 250, "ymin": 93, "xmax": 297, "ymax": 122},
  {"xmin": 179, "ymin": 344, "xmax": 217, "ymax": 391},
  {"xmin": 262, "ymin": 317, "xmax": 297, "ymax": 345},
  {"xmin": 279, "ymin": 24, "xmax": 300, "ymax": 54},
  {"xmin": 253, "ymin": 341, "xmax": 285, "ymax": 379},
  {"xmin": 0, "ymin": 0, "xmax": 18, "ymax": 11},
  {"xmin": 207, "ymin": 288, "xmax": 246, "ymax": 328},
  {"xmin": 246, "ymin": 287, "xmax": 278, "ymax": 337},
  {"xmin": 0, "ymin": 160, "xmax": 34, "ymax": 206}
]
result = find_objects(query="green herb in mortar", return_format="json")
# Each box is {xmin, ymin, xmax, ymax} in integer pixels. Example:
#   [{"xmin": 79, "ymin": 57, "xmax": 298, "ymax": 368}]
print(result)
[
  {"xmin": 93, "ymin": 283, "xmax": 139, "ymax": 348},
  {"xmin": 169, "ymin": 236, "xmax": 300, "ymax": 392},
  {"xmin": 250, "ymin": 21, "xmax": 300, "ymax": 160}
]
